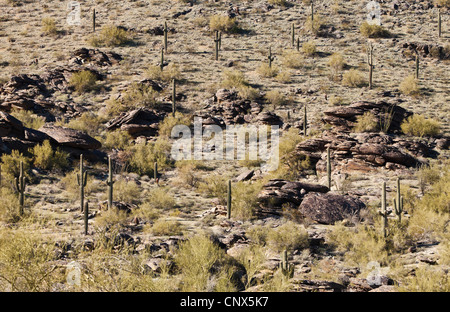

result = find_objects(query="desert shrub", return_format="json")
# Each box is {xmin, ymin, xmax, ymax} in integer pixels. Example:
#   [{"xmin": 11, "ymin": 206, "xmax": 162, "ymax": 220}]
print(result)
[
  {"xmin": 328, "ymin": 52, "xmax": 346, "ymax": 79},
  {"xmin": 106, "ymin": 82, "xmax": 158, "ymax": 116},
  {"xmin": 175, "ymin": 162, "xmax": 200, "ymax": 188},
  {"xmin": 305, "ymin": 15, "xmax": 324, "ymax": 35},
  {"xmin": 360, "ymin": 21, "xmax": 390, "ymax": 38},
  {"xmin": 112, "ymin": 179, "xmax": 141, "ymax": 204},
  {"xmin": 231, "ymin": 181, "xmax": 264, "ymax": 220},
  {"xmin": 328, "ymin": 95, "xmax": 346, "ymax": 106},
  {"xmin": 0, "ymin": 230, "xmax": 61, "ymax": 291},
  {"xmin": 60, "ymin": 168, "xmax": 101, "ymax": 201},
  {"xmin": 158, "ymin": 112, "xmax": 192, "ymax": 138},
  {"xmin": 69, "ymin": 70, "xmax": 99, "ymax": 93},
  {"xmin": 209, "ymin": 15, "xmax": 239, "ymax": 33},
  {"xmin": 302, "ymin": 40, "xmax": 317, "ymax": 56},
  {"xmin": 276, "ymin": 127, "xmax": 310, "ymax": 179},
  {"xmin": 327, "ymin": 224, "xmax": 389, "ymax": 267},
  {"xmin": 103, "ymin": 130, "xmax": 132, "ymax": 150},
  {"xmin": 95, "ymin": 208, "xmax": 129, "ymax": 229},
  {"xmin": 238, "ymin": 86, "xmax": 259, "ymax": 101},
  {"xmin": 0, "ymin": 187, "xmax": 21, "ymax": 223},
  {"xmin": 62, "ymin": 112, "xmax": 104, "ymax": 137},
  {"xmin": 88, "ymin": 25, "xmax": 131, "ymax": 47},
  {"xmin": 342, "ymin": 69, "xmax": 366, "ymax": 87},
  {"xmin": 127, "ymin": 139, "xmax": 171, "ymax": 176},
  {"xmin": 144, "ymin": 187, "xmax": 176, "ymax": 210},
  {"xmin": 235, "ymin": 245, "xmax": 267, "ymax": 289},
  {"xmin": 145, "ymin": 63, "xmax": 181, "ymax": 82},
  {"xmin": 265, "ymin": 90, "xmax": 286, "ymax": 108},
  {"xmin": 401, "ymin": 115, "xmax": 441, "ymax": 137},
  {"xmin": 10, "ymin": 109, "xmax": 45, "ymax": 130},
  {"xmin": 434, "ymin": 0, "xmax": 450, "ymax": 8},
  {"xmin": 150, "ymin": 219, "xmax": 184, "ymax": 236},
  {"xmin": 0, "ymin": 150, "xmax": 31, "ymax": 183},
  {"xmin": 268, "ymin": 0, "xmax": 287, "ymax": 5},
  {"xmin": 257, "ymin": 63, "xmax": 279, "ymax": 78},
  {"xmin": 197, "ymin": 175, "xmax": 229, "ymax": 205},
  {"xmin": 275, "ymin": 70, "xmax": 292, "ymax": 83},
  {"xmin": 30, "ymin": 140, "xmax": 69, "ymax": 171},
  {"xmin": 281, "ymin": 49, "xmax": 303, "ymax": 69},
  {"xmin": 41, "ymin": 17, "xmax": 57, "ymax": 35},
  {"xmin": 398, "ymin": 267, "xmax": 450, "ymax": 292},
  {"xmin": 353, "ymin": 112, "xmax": 378, "ymax": 133},
  {"xmin": 221, "ymin": 69, "xmax": 249, "ymax": 89},
  {"xmin": 266, "ymin": 221, "xmax": 309, "ymax": 252},
  {"xmin": 399, "ymin": 75, "xmax": 419, "ymax": 96},
  {"xmin": 416, "ymin": 162, "xmax": 441, "ymax": 194}
]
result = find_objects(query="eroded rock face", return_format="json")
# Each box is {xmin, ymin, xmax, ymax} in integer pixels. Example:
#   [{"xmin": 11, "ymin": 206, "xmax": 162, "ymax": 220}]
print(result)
[
  {"xmin": 299, "ymin": 192, "xmax": 366, "ymax": 225},
  {"xmin": 402, "ymin": 42, "xmax": 450, "ymax": 60},
  {"xmin": 39, "ymin": 125, "xmax": 101, "ymax": 150},
  {"xmin": 105, "ymin": 107, "xmax": 166, "ymax": 137}
]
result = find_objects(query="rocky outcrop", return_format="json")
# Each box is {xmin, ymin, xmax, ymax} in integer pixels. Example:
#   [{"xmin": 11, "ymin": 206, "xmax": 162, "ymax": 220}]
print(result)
[
  {"xmin": 39, "ymin": 125, "xmax": 101, "ymax": 150},
  {"xmin": 402, "ymin": 42, "xmax": 450, "ymax": 60},
  {"xmin": 105, "ymin": 107, "xmax": 166, "ymax": 137},
  {"xmin": 70, "ymin": 48, "xmax": 123, "ymax": 67},
  {"xmin": 299, "ymin": 192, "xmax": 366, "ymax": 225}
]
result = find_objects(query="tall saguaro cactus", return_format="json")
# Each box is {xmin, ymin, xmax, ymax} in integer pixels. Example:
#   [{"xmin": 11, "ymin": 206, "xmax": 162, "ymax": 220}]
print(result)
[
  {"xmin": 311, "ymin": 0, "xmax": 315, "ymax": 32},
  {"xmin": 291, "ymin": 23, "xmax": 295, "ymax": 47},
  {"xmin": 107, "ymin": 155, "xmax": 114, "ymax": 210},
  {"xmin": 438, "ymin": 9, "xmax": 442, "ymax": 38},
  {"xmin": 415, "ymin": 53, "xmax": 419, "ymax": 79},
  {"xmin": 214, "ymin": 31, "xmax": 220, "ymax": 61},
  {"xmin": 164, "ymin": 21, "xmax": 168, "ymax": 52},
  {"xmin": 84, "ymin": 201, "xmax": 89, "ymax": 235},
  {"xmin": 93, "ymin": 9, "xmax": 96, "ymax": 32},
  {"xmin": 367, "ymin": 43, "xmax": 374, "ymax": 89},
  {"xmin": 227, "ymin": 179, "xmax": 232, "ymax": 219},
  {"xmin": 15, "ymin": 161, "xmax": 26, "ymax": 216},
  {"xmin": 279, "ymin": 249, "xmax": 292, "ymax": 277},
  {"xmin": 393, "ymin": 178, "xmax": 403, "ymax": 222},
  {"xmin": 379, "ymin": 181, "xmax": 390, "ymax": 238},
  {"xmin": 268, "ymin": 47, "xmax": 275, "ymax": 68},
  {"xmin": 77, "ymin": 154, "xmax": 88, "ymax": 213},
  {"xmin": 303, "ymin": 105, "xmax": 307, "ymax": 136},
  {"xmin": 160, "ymin": 48, "xmax": 165, "ymax": 71},
  {"xmin": 154, "ymin": 161, "xmax": 158, "ymax": 182}
]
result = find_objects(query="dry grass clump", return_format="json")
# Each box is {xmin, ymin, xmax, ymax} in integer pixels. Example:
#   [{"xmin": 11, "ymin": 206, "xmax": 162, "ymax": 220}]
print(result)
[
  {"xmin": 257, "ymin": 63, "xmax": 279, "ymax": 78},
  {"xmin": 209, "ymin": 15, "xmax": 239, "ymax": 33},
  {"xmin": 69, "ymin": 70, "xmax": 99, "ymax": 93},
  {"xmin": 221, "ymin": 70, "xmax": 259, "ymax": 100},
  {"xmin": 342, "ymin": 69, "xmax": 366, "ymax": 87},
  {"xmin": 305, "ymin": 15, "xmax": 325, "ymax": 35},
  {"xmin": 401, "ymin": 115, "xmax": 441, "ymax": 137},
  {"xmin": 399, "ymin": 75, "xmax": 420, "ymax": 96},
  {"xmin": 281, "ymin": 49, "xmax": 303, "ymax": 69},
  {"xmin": 268, "ymin": 0, "xmax": 287, "ymax": 5},
  {"xmin": 353, "ymin": 112, "xmax": 378, "ymax": 133},
  {"xmin": 150, "ymin": 219, "xmax": 184, "ymax": 236},
  {"xmin": 360, "ymin": 21, "xmax": 391, "ymax": 38},
  {"xmin": 41, "ymin": 17, "xmax": 57, "ymax": 35},
  {"xmin": 302, "ymin": 40, "xmax": 317, "ymax": 57},
  {"xmin": 106, "ymin": 82, "xmax": 158, "ymax": 116},
  {"xmin": 88, "ymin": 25, "xmax": 132, "ymax": 47},
  {"xmin": 265, "ymin": 90, "xmax": 286, "ymax": 108},
  {"xmin": 146, "ymin": 63, "xmax": 182, "ymax": 82},
  {"xmin": 328, "ymin": 52, "xmax": 346, "ymax": 80},
  {"xmin": 158, "ymin": 112, "xmax": 192, "ymax": 138}
]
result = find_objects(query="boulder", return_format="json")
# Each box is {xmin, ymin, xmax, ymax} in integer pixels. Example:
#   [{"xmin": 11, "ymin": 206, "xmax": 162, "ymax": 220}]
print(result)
[
  {"xmin": 39, "ymin": 125, "xmax": 101, "ymax": 150},
  {"xmin": 105, "ymin": 107, "xmax": 166, "ymax": 137},
  {"xmin": 298, "ymin": 192, "xmax": 366, "ymax": 225}
]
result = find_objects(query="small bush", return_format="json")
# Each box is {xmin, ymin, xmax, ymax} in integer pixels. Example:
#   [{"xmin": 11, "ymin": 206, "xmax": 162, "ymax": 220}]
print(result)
[
  {"xmin": 150, "ymin": 219, "xmax": 184, "ymax": 236},
  {"xmin": 209, "ymin": 15, "xmax": 239, "ymax": 33},
  {"xmin": 30, "ymin": 140, "xmax": 69, "ymax": 171},
  {"xmin": 103, "ymin": 130, "xmax": 133, "ymax": 150},
  {"xmin": 399, "ymin": 75, "xmax": 420, "ymax": 96},
  {"xmin": 353, "ymin": 112, "xmax": 378, "ymax": 133},
  {"xmin": 328, "ymin": 52, "xmax": 346, "ymax": 79},
  {"xmin": 41, "ymin": 17, "xmax": 57, "ymax": 35},
  {"xmin": 145, "ymin": 63, "xmax": 181, "ymax": 82},
  {"xmin": 69, "ymin": 70, "xmax": 99, "ymax": 93},
  {"xmin": 238, "ymin": 86, "xmax": 259, "ymax": 101},
  {"xmin": 342, "ymin": 69, "xmax": 366, "ymax": 87},
  {"xmin": 268, "ymin": 0, "xmax": 287, "ymax": 5},
  {"xmin": 0, "ymin": 150, "xmax": 31, "ymax": 183},
  {"xmin": 257, "ymin": 63, "xmax": 279, "ymax": 78},
  {"xmin": 305, "ymin": 15, "xmax": 324, "ymax": 35},
  {"xmin": 281, "ymin": 49, "xmax": 303, "ymax": 69},
  {"xmin": 265, "ymin": 90, "xmax": 286, "ymax": 108},
  {"xmin": 10, "ymin": 109, "xmax": 45, "ymax": 130},
  {"xmin": 275, "ymin": 70, "xmax": 292, "ymax": 83},
  {"xmin": 127, "ymin": 139, "xmax": 171, "ymax": 176},
  {"xmin": 61, "ymin": 112, "xmax": 104, "ymax": 138},
  {"xmin": 434, "ymin": 0, "xmax": 450, "ymax": 8},
  {"xmin": 398, "ymin": 267, "xmax": 450, "ymax": 292},
  {"xmin": 144, "ymin": 187, "xmax": 176, "ymax": 210},
  {"xmin": 360, "ymin": 21, "xmax": 390, "ymax": 38},
  {"xmin": 401, "ymin": 115, "xmax": 441, "ymax": 137},
  {"xmin": 112, "ymin": 179, "xmax": 141, "ymax": 204},
  {"xmin": 106, "ymin": 82, "xmax": 158, "ymax": 116},
  {"xmin": 302, "ymin": 40, "xmax": 317, "ymax": 56},
  {"xmin": 231, "ymin": 181, "xmax": 264, "ymax": 220},
  {"xmin": 0, "ymin": 187, "xmax": 21, "ymax": 223},
  {"xmin": 197, "ymin": 175, "xmax": 229, "ymax": 205},
  {"xmin": 266, "ymin": 221, "xmax": 309, "ymax": 252},
  {"xmin": 158, "ymin": 112, "xmax": 192, "ymax": 138},
  {"xmin": 221, "ymin": 69, "xmax": 249, "ymax": 89},
  {"xmin": 328, "ymin": 95, "xmax": 346, "ymax": 106},
  {"xmin": 88, "ymin": 25, "xmax": 131, "ymax": 47}
]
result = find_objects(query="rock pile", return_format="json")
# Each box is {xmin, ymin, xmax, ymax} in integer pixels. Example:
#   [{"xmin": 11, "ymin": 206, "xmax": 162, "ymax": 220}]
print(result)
[
  {"xmin": 402, "ymin": 42, "xmax": 450, "ymax": 60},
  {"xmin": 105, "ymin": 107, "xmax": 167, "ymax": 137}
]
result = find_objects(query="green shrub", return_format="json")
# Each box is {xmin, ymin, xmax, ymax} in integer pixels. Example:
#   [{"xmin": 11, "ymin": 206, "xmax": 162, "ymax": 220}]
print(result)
[
  {"xmin": 41, "ymin": 17, "xmax": 57, "ymax": 35},
  {"xmin": 69, "ymin": 70, "xmax": 99, "ymax": 93},
  {"xmin": 0, "ymin": 187, "xmax": 21, "ymax": 223},
  {"xmin": 30, "ymin": 140, "xmax": 69, "ymax": 171},
  {"xmin": 360, "ymin": 21, "xmax": 390, "ymax": 38},
  {"xmin": 353, "ymin": 112, "xmax": 378, "ymax": 133},
  {"xmin": 281, "ymin": 49, "xmax": 303, "ymax": 69},
  {"xmin": 266, "ymin": 221, "xmax": 309, "ymax": 252},
  {"xmin": 399, "ymin": 75, "xmax": 419, "ymax": 96},
  {"xmin": 342, "ymin": 69, "xmax": 366, "ymax": 87},
  {"xmin": 144, "ymin": 187, "xmax": 176, "ymax": 210},
  {"xmin": 397, "ymin": 267, "xmax": 450, "ymax": 292},
  {"xmin": 158, "ymin": 112, "xmax": 192, "ymax": 138},
  {"xmin": 112, "ymin": 179, "xmax": 141, "ymax": 204},
  {"xmin": 0, "ymin": 150, "xmax": 31, "ymax": 183},
  {"xmin": 221, "ymin": 69, "xmax": 249, "ymax": 89},
  {"xmin": 328, "ymin": 52, "xmax": 346, "ymax": 79},
  {"xmin": 257, "ymin": 63, "xmax": 279, "ymax": 78},
  {"xmin": 88, "ymin": 25, "xmax": 131, "ymax": 47},
  {"xmin": 401, "ymin": 115, "xmax": 441, "ymax": 137},
  {"xmin": 150, "ymin": 219, "xmax": 184, "ymax": 236},
  {"xmin": 127, "ymin": 139, "xmax": 171, "ymax": 176},
  {"xmin": 197, "ymin": 175, "xmax": 229, "ymax": 205},
  {"xmin": 265, "ymin": 90, "xmax": 286, "ymax": 108},
  {"xmin": 231, "ymin": 181, "xmax": 264, "ymax": 220},
  {"xmin": 106, "ymin": 82, "xmax": 158, "ymax": 116},
  {"xmin": 145, "ymin": 63, "xmax": 182, "ymax": 82},
  {"xmin": 103, "ymin": 130, "xmax": 132, "ymax": 150},
  {"xmin": 61, "ymin": 112, "xmax": 104, "ymax": 137},
  {"xmin": 10, "ymin": 109, "xmax": 45, "ymax": 130}
]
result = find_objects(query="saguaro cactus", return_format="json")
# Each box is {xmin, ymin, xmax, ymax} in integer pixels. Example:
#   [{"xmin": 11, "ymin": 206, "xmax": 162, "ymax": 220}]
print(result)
[
  {"xmin": 393, "ymin": 178, "xmax": 403, "ymax": 222},
  {"xmin": 218, "ymin": 31, "xmax": 222, "ymax": 50},
  {"xmin": 379, "ymin": 181, "xmax": 391, "ymax": 238},
  {"xmin": 172, "ymin": 78, "xmax": 176, "ymax": 117},
  {"xmin": 415, "ymin": 53, "xmax": 419, "ymax": 79},
  {"xmin": 291, "ymin": 23, "xmax": 295, "ymax": 47},
  {"xmin": 311, "ymin": 0, "xmax": 315, "ymax": 31},
  {"xmin": 227, "ymin": 179, "xmax": 232, "ymax": 219},
  {"xmin": 367, "ymin": 43, "xmax": 374, "ymax": 89},
  {"xmin": 77, "ymin": 154, "xmax": 88, "ymax": 213},
  {"xmin": 438, "ymin": 9, "xmax": 442, "ymax": 38},
  {"xmin": 107, "ymin": 155, "xmax": 114, "ymax": 210},
  {"xmin": 84, "ymin": 201, "xmax": 89, "ymax": 235},
  {"xmin": 297, "ymin": 37, "xmax": 300, "ymax": 51},
  {"xmin": 154, "ymin": 161, "xmax": 158, "ymax": 182},
  {"xmin": 164, "ymin": 21, "xmax": 168, "ymax": 52},
  {"xmin": 93, "ymin": 9, "xmax": 96, "ymax": 32},
  {"xmin": 268, "ymin": 47, "xmax": 275, "ymax": 68},
  {"xmin": 327, "ymin": 146, "xmax": 332, "ymax": 189},
  {"xmin": 279, "ymin": 249, "xmax": 293, "ymax": 277},
  {"xmin": 160, "ymin": 48, "xmax": 165, "ymax": 71},
  {"xmin": 214, "ymin": 31, "xmax": 220, "ymax": 61},
  {"xmin": 15, "ymin": 161, "xmax": 26, "ymax": 216}
]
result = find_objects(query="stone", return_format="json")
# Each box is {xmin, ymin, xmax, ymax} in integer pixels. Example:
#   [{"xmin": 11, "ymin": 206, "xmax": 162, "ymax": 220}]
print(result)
[{"xmin": 39, "ymin": 125, "xmax": 101, "ymax": 150}]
